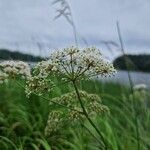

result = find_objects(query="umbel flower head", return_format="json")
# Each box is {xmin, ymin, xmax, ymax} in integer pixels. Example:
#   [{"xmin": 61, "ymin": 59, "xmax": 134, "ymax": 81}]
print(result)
[
  {"xmin": 42, "ymin": 46, "xmax": 116, "ymax": 81},
  {"xmin": 45, "ymin": 90, "xmax": 109, "ymax": 135},
  {"xmin": 0, "ymin": 70, "xmax": 8, "ymax": 84},
  {"xmin": 25, "ymin": 74, "xmax": 55, "ymax": 97},
  {"xmin": 0, "ymin": 61, "xmax": 31, "ymax": 82},
  {"xmin": 25, "ymin": 61, "xmax": 55, "ymax": 97},
  {"xmin": 26, "ymin": 47, "xmax": 116, "ymax": 97}
]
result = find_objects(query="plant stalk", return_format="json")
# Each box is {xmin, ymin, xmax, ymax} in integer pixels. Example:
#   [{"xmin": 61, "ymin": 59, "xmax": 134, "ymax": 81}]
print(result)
[
  {"xmin": 72, "ymin": 80, "xmax": 108, "ymax": 150},
  {"xmin": 116, "ymin": 21, "xmax": 140, "ymax": 150}
]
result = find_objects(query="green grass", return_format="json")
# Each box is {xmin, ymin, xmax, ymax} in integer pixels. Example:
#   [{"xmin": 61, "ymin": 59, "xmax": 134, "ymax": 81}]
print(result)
[{"xmin": 0, "ymin": 79, "xmax": 150, "ymax": 150}]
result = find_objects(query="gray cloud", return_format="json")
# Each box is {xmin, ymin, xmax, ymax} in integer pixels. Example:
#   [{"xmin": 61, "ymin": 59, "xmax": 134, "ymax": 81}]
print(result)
[{"xmin": 0, "ymin": 0, "xmax": 150, "ymax": 59}]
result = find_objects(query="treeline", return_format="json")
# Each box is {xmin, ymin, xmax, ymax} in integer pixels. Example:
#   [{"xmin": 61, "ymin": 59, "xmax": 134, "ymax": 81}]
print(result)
[
  {"xmin": 113, "ymin": 54, "xmax": 150, "ymax": 72},
  {"xmin": 0, "ymin": 49, "xmax": 44, "ymax": 62}
]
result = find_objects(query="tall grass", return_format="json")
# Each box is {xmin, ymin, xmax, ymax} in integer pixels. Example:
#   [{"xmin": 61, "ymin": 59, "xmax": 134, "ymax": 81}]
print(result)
[{"xmin": 0, "ymin": 78, "xmax": 150, "ymax": 149}]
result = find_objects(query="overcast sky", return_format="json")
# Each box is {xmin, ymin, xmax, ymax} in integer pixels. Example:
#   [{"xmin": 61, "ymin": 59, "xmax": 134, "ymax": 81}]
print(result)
[{"xmin": 0, "ymin": 0, "xmax": 150, "ymax": 59}]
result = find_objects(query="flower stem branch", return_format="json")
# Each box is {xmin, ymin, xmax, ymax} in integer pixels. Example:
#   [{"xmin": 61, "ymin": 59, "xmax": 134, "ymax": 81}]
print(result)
[
  {"xmin": 72, "ymin": 80, "xmax": 108, "ymax": 150},
  {"xmin": 16, "ymin": 80, "xmax": 83, "ymax": 114}
]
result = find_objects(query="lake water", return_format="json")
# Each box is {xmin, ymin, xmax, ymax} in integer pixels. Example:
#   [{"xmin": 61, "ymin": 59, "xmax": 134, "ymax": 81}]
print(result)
[
  {"xmin": 1, "ymin": 61, "xmax": 150, "ymax": 87},
  {"xmin": 28, "ymin": 62, "xmax": 150, "ymax": 87},
  {"xmin": 100, "ymin": 70, "xmax": 150, "ymax": 87}
]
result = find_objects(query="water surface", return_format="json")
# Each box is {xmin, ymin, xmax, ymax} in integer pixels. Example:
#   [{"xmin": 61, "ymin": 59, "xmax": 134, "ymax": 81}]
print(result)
[{"xmin": 101, "ymin": 70, "xmax": 150, "ymax": 87}]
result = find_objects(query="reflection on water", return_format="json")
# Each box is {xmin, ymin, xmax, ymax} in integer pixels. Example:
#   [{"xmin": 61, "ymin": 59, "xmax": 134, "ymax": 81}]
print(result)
[{"xmin": 100, "ymin": 71, "xmax": 150, "ymax": 87}]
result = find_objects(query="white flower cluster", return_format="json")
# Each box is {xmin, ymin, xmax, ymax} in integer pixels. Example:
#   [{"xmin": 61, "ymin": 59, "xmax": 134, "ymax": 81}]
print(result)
[
  {"xmin": 25, "ymin": 74, "xmax": 54, "ymax": 97},
  {"xmin": 0, "ymin": 70, "xmax": 8, "ymax": 84},
  {"xmin": 45, "ymin": 110, "xmax": 64, "ymax": 136},
  {"xmin": 133, "ymin": 84, "xmax": 147, "ymax": 91},
  {"xmin": 33, "ymin": 60, "xmax": 58, "ymax": 77},
  {"xmin": 25, "ymin": 61, "xmax": 55, "ymax": 97},
  {"xmin": 45, "ymin": 91, "xmax": 109, "ymax": 135},
  {"xmin": 0, "ymin": 61, "xmax": 31, "ymax": 83},
  {"xmin": 25, "ymin": 46, "xmax": 116, "ymax": 97},
  {"xmin": 48, "ymin": 46, "xmax": 116, "ymax": 81}
]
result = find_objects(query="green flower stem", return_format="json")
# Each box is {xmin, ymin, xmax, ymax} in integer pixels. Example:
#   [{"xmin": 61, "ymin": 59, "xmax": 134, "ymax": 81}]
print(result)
[
  {"xmin": 80, "ymin": 122, "xmax": 104, "ymax": 150},
  {"xmin": 72, "ymin": 80, "xmax": 108, "ymax": 150}
]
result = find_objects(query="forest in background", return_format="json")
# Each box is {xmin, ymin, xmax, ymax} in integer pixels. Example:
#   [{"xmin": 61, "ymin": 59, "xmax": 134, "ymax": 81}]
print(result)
[
  {"xmin": 0, "ymin": 49, "xmax": 43, "ymax": 62},
  {"xmin": 1, "ymin": 49, "xmax": 150, "ymax": 72},
  {"xmin": 113, "ymin": 54, "xmax": 150, "ymax": 72}
]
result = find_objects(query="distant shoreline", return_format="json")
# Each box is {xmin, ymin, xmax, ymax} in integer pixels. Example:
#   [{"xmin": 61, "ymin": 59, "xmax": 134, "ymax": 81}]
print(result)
[
  {"xmin": 1, "ymin": 49, "xmax": 150, "ymax": 73},
  {"xmin": 0, "ymin": 49, "xmax": 44, "ymax": 62},
  {"xmin": 113, "ymin": 54, "xmax": 150, "ymax": 73}
]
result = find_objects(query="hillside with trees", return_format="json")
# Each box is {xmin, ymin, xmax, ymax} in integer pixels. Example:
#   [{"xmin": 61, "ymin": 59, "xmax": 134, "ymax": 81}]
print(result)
[
  {"xmin": 0, "ymin": 49, "xmax": 43, "ymax": 62},
  {"xmin": 113, "ymin": 54, "xmax": 150, "ymax": 72}
]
